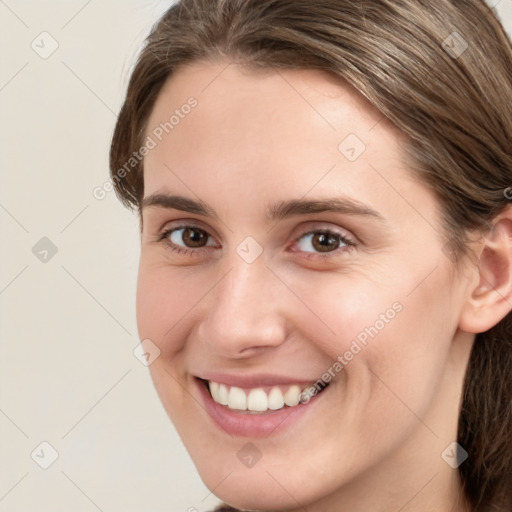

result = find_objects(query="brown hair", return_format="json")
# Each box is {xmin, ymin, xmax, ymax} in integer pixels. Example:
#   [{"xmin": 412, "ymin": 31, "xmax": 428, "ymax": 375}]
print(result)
[{"xmin": 110, "ymin": 1, "xmax": 512, "ymax": 510}]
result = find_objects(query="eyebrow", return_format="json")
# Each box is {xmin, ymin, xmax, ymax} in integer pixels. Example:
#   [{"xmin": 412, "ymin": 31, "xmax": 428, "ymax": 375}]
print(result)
[{"xmin": 141, "ymin": 193, "xmax": 385, "ymax": 223}]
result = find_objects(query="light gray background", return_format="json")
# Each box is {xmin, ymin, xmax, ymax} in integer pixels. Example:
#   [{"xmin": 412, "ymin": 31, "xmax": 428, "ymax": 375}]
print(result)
[{"xmin": 1, "ymin": 1, "xmax": 511, "ymax": 511}]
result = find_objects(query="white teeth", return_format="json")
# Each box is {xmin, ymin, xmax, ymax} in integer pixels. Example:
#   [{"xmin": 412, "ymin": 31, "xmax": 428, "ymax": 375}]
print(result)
[
  {"xmin": 283, "ymin": 385, "xmax": 301, "ymax": 407},
  {"xmin": 207, "ymin": 380, "xmax": 315, "ymax": 412},
  {"xmin": 227, "ymin": 386, "xmax": 247, "ymax": 410},
  {"xmin": 209, "ymin": 382, "xmax": 228, "ymax": 405},
  {"xmin": 218, "ymin": 384, "xmax": 229, "ymax": 405},
  {"xmin": 268, "ymin": 387, "xmax": 285, "ymax": 410},
  {"xmin": 209, "ymin": 381, "xmax": 219, "ymax": 398},
  {"xmin": 247, "ymin": 388, "xmax": 268, "ymax": 411}
]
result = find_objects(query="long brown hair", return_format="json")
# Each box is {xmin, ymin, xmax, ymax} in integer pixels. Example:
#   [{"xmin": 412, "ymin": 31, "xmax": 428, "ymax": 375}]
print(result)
[{"xmin": 110, "ymin": 1, "xmax": 512, "ymax": 510}]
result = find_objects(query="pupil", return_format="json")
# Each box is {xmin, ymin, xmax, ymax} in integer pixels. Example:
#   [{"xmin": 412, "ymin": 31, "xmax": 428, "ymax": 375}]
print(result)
[
  {"xmin": 184, "ymin": 228, "xmax": 205, "ymax": 247},
  {"xmin": 315, "ymin": 233, "xmax": 338, "ymax": 252}
]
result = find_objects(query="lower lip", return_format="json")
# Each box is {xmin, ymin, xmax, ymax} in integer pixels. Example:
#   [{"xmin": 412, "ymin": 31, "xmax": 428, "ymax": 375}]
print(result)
[{"xmin": 195, "ymin": 378, "xmax": 327, "ymax": 438}]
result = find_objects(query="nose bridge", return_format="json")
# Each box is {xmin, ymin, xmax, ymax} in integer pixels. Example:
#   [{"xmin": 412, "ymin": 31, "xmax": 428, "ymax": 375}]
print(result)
[{"xmin": 201, "ymin": 251, "xmax": 286, "ymax": 356}]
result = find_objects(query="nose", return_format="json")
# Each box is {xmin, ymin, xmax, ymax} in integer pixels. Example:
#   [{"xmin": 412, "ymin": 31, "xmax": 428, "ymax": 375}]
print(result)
[{"xmin": 198, "ymin": 253, "xmax": 288, "ymax": 358}]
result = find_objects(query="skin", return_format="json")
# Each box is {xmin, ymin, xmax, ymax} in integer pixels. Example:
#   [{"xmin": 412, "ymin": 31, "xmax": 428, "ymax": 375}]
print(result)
[{"xmin": 136, "ymin": 60, "xmax": 512, "ymax": 512}]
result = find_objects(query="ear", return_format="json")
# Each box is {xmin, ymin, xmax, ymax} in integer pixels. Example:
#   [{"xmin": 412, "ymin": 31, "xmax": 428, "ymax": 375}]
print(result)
[{"xmin": 459, "ymin": 206, "xmax": 512, "ymax": 334}]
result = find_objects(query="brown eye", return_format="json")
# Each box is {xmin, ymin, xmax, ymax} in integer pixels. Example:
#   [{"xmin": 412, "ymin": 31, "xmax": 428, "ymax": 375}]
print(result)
[
  {"xmin": 180, "ymin": 227, "xmax": 208, "ymax": 247},
  {"xmin": 310, "ymin": 232, "xmax": 342, "ymax": 252},
  {"xmin": 295, "ymin": 230, "xmax": 353, "ymax": 255},
  {"xmin": 160, "ymin": 225, "xmax": 216, "ymax": 256}
]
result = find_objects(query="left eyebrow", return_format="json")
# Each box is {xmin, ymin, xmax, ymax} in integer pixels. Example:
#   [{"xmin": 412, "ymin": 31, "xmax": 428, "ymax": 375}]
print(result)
[
  {"xmin": 265, "ymin": 197, "xmax": 385, "ymax": 223},
  {"xmin": 140, "ymin": 193, "xmax": 386, "ymax": 223}
]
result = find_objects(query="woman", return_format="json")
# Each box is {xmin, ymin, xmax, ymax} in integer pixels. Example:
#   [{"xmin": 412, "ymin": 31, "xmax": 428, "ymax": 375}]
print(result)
[{"xmin": 109, "ymin": 1, "xmax": 512, "ymax": 510}]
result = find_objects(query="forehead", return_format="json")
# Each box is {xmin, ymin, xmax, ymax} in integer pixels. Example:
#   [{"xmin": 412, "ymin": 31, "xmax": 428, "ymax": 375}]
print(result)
[
  {"xmin": 146, "ymin": 60, "xmax": 393, "ymax": 142},
  {"xmin": 141, "ymin": 60, "xmax": 430, "ymax": 228}
]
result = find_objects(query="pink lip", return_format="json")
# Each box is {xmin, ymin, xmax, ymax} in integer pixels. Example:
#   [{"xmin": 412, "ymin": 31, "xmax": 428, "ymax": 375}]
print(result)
[{"xmin": 194, "ymin": 377, "xmax": 328, "ymax": 438}]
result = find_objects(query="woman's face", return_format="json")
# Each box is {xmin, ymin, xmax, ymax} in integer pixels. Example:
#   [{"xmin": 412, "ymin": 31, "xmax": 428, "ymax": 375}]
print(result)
[{"xmin": 137, "ymin": 60, "xmax": 475, "ymax": 510}]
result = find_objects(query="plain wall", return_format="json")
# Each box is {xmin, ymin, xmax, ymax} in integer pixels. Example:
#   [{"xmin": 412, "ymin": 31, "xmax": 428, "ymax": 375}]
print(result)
[{"xmin": 1, "ymin": 1, "xmax": 511, "ymax": 511}]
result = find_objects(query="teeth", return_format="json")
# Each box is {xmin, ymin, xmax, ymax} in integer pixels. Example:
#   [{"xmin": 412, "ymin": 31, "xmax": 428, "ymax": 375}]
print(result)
[
  {"xmin": 209, "ymin": 381, "xmax": 219, "ymax": 399},
  {"xmin": 228, "ymin": 386, "xmax": 247, "ymax": 410},
  {"xmin": 207, "ymin": 380, "xmax": 318, "ymax": 412},
  {"xmin": 247, "ymin": 388, "xmax": 268, "ymax": 411},
  {"xmin": 218, "ymin": 384, "xmax": 229, "ymax": 405},
  {"xmin": 283, "ymin": 385, "xmax": 301, "ymax": 407},
  {"xmin": 210, "ymin": 381, "xmax": 228, "ymax": 406},
  {"xmin": 268, "ymin": 387, "xmax": 285, "ymax": 410}
]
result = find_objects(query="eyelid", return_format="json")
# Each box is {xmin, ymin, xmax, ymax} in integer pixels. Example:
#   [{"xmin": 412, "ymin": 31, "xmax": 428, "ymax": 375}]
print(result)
[
  {"xmin": 158, "ymin": 218, "xmax": 213, "ymax": 235},
  {"xmin": 290, "ymin": 221, "xmax": 355, "ymax": 244}
]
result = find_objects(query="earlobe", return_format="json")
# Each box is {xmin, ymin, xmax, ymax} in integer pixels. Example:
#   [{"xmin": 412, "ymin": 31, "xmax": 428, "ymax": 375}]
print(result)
[{"xmin": 459, "ymin": 208, "xmax": 512, "ymax": 334}]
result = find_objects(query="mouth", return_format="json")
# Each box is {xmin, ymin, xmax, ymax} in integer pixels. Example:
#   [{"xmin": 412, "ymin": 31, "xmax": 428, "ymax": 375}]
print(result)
[
  {"xmin": 200, "ymin": 378, "xmax": 330, "ymax": 413},
  {"xmin": 194, "ymin": 376, "xmax": 331, "ymax": 436}
]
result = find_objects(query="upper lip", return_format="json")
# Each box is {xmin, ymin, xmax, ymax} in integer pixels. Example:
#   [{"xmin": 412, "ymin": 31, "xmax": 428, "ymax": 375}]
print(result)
[{"xmin": 195, "ymin": 372, "xmax": 319, "ymax": 389}]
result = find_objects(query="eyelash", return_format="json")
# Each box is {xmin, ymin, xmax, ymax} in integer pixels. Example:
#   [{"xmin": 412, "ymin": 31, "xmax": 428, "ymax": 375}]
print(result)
[{"xmin": 157, "ymin": 223, "xmax": 356, "ymax": 261}]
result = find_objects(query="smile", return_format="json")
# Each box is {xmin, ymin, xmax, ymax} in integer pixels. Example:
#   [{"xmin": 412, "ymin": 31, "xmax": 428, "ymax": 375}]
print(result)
[
  {"xmin": 195, "ymin": 376, "xmax": 330, "ymax": 436},
  {"xmin": 208, "ymin": 380, "xmax": 317, "ymax": 412}
]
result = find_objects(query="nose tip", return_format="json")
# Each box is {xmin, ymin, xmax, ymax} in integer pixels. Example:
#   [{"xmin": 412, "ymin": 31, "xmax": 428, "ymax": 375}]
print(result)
[{"xmin": 198, "ymin": 260, "xmax": 287, "ymax": 358}]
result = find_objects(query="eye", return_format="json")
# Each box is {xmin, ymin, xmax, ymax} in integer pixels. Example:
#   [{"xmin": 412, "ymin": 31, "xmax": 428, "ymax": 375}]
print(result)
[
  {"xmin": 158, "ymin": 224, "xmax": 216, "ymax": 256},
  {"xmin": 291, "ymin": 228, "xmax": 355, "ymax": 260}
]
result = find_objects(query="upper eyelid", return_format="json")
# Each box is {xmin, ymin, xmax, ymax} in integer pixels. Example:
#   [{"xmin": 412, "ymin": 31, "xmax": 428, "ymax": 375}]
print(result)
[
  {"xmin": 159, "ymin": 218, "xmax": 215, "ymax": 235},
  {"xmin": 293, "ymin": 224, "xmax": 353, "ymax": 239}
]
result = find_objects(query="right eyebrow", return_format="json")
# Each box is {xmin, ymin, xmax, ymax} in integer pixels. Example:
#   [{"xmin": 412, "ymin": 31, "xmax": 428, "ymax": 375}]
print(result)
[{"xmin": 141, "ymin": 193, "xmax": 219, "ymax": 219}]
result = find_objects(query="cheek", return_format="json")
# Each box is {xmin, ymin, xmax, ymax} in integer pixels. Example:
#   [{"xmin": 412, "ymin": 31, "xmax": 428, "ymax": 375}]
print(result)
[
  {"xmin": 339, "ymin": 268, "xmax": 457, "ymax": 424},
  {"xmin": 135, "ymin": 263, "xmax": 191, "ymax": 357},
  {"xmin": 298, "ymin": 262, "xmax": 456, "ymax": 405},
  {"xmin": 136, "ymin": 266, "xmax": 163, "ymax": 339},
  {"xmin": 288, "ymin": 270, "xmax": 404, "ymax": 361}
]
